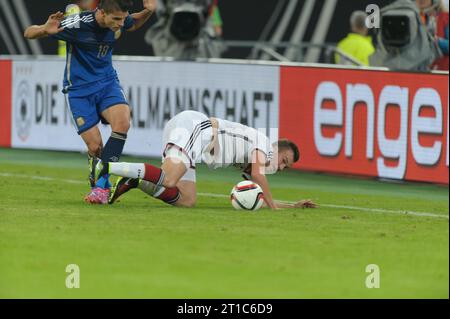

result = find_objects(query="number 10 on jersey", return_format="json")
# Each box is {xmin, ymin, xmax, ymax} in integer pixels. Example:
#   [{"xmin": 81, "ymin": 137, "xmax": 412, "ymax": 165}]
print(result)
[{"xmin": 97, "ymin": 45, "xmax": 109, "ymax": 58}]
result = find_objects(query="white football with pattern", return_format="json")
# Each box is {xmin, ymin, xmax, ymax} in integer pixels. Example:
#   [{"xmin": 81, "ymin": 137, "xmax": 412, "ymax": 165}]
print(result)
[{"xmin": 230, "ymin": 181, "xmax": 264, "ymax": 211}]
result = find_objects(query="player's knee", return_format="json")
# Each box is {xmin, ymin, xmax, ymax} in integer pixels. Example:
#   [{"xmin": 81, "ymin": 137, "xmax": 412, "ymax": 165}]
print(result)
[
  {"xmin": 179, "ymin": 197, "xmax": 196, "ymax": 208},
  {"xmin": 186, "ymin": 197, "xmax": 197, "ymax": 208},
  {"xmin": 111, "ymin": 118, "xmax": 130, "ymax": 133}
]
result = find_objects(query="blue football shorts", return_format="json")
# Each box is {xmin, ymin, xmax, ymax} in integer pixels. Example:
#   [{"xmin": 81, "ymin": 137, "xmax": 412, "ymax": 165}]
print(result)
[{"xmin": 65, "ymin": 78, "xmax": 129, "ymax": 135}]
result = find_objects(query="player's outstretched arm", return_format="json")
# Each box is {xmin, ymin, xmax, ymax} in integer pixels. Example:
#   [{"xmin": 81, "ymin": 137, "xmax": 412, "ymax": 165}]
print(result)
[
  {"xmin": 250, "ymin": 150, "xmax": 278, "ymax": 210},
  {"xmin": 275, "ymin": 200, "xmax": 319, "ymax": 209},
  {"xmin": 127, "ymin": 0, "xmax": 157, "ymax": 32},
  {"xmin": 249, "ymin": 150, "xmax": 318, "ymax": 210},
  {"xmin": 24, "ymin": 11, "xmax": 65, "ymax": 39}
]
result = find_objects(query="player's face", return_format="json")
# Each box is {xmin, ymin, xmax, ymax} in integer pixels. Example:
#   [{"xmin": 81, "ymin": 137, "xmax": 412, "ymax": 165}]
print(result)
[
  {"xmin": 102, "ymin": 10, "xmax": 129, "ymax": 31},
  {"xmin": 277, "ymin": 149, "xmax": 295, "ymax": 171}
]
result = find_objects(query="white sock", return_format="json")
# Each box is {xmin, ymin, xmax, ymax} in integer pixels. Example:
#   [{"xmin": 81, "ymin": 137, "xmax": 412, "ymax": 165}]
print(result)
[{"xmin": 109, "ymin": 162, "xmax": 146, "ymax": 179}]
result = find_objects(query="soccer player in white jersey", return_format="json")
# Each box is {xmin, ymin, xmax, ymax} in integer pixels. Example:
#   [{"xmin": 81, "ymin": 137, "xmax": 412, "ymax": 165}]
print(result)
[{"xmin": 101, "ymin": 110, "xmax": 317, "ymax": 209}]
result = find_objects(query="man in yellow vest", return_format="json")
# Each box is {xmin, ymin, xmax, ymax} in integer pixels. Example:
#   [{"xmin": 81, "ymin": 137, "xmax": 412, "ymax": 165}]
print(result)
[
  {"xmin": 58, "ymin": 0, "xmax": 98, "ymax": 57},
  {"xmin": 336, "ymin": 11, "xmax": 375, "ymax": 66}
]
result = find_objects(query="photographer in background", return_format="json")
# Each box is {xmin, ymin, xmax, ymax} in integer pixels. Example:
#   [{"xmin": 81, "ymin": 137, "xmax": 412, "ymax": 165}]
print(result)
[
  {"xmin": 145, "ymin": 0, "xmax": 225, "ymax": 59},
  {"xmin": 416, "ymin": 0, "xmax": 449, "ymax": 70},
  {"xmin": 369, "ymin": 0, "xmax": 441, "ymax": 71}
]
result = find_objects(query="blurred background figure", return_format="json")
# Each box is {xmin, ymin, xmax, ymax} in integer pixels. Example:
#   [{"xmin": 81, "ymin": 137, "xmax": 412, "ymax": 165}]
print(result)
[
  {"xmin": 370, "ymin": 0, "xmax": 441, "ymax": 71},
  {"xmin": 335, "ymin": 10, "xmax": 375, "ymax": 66},
  {"xmin": 416, "ymin": 0, "xmax": 449, "ymax": 70},
  {"xmin": 58, "ymin": 0, "xmax": 99, "ymax": 57},
  {"xmin": 207, "ymin": 0, "xmax": 223, "ymax": 38},
  {"xmin": 144, "ymin": 0, "xmax": 225, "ymax": 60},
  {"xmin": 2, "ymin": 0, "xmax": 448, "ymax": 69}
]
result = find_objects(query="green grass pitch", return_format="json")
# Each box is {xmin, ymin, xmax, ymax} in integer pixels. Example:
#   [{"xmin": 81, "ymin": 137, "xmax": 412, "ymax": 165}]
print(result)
[{"xmin": 0, "ymin": 148, "xmax": 448, "ymax": 298}]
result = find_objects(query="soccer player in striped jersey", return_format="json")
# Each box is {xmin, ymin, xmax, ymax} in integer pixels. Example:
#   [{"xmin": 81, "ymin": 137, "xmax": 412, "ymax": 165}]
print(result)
[
  {"xmin": 24, "ymin": 0, "xmax": 157, "ymax": 204},
  {"xmin": 103, "ymin": 111, "xmax": 317, "ymax": 210}
]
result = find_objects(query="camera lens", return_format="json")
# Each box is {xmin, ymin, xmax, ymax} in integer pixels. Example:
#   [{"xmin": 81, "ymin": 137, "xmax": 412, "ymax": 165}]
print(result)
[
  {"xmin": 170, "ymin": 11, "xmax": 202, "ymax": 41},
  {"xmin": 382, "ymin": 15, "xmax": 411, "ymax": 47}
]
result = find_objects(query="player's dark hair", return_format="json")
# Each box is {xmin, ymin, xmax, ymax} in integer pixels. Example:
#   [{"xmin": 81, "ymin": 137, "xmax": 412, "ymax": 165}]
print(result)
[
  {"xmin": 99, "ymin": 0, "xmax": 133, "ymax": 13},
  {"xmin": 278, "ymin": 139, "xmax": 300, "ymax": 163}
]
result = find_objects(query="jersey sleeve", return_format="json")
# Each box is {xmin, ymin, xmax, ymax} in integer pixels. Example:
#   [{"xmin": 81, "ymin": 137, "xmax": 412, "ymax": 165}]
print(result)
[
  {"xmin": 122, "ymin": 14, "xmax": 135, "ymax": 31},
  {"xmin": 250, "ymin": 132, "xmax": 274, "ymax": 163},
  {"xmin": 49, "ymin": 15, "xmax": 79, "ymax": 42}
]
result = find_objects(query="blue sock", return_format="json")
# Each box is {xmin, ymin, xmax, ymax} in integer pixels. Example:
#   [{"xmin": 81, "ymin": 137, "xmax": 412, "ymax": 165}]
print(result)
[
  {"xmin": 96, "ymin": 175, "xmax": 112, "ymax": 189},
  {"xmin": 96, "ymin": 131, "xmax": 127, "ymax": 189}
]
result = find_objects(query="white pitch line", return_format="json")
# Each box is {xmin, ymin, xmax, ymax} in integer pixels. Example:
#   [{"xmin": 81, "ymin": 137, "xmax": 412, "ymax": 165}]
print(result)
[
  {"xmin": 317, "ymin": 204, "xmax": 448, "ymax": 219},
  {"xmin": 0, "ymin": 173, "xmax": 448, "ymax": 220},
  {"xmin": 196, "ymin": 192, "xmax": 449, "ymax": 219},
  {"xmin": 0, "ymin": 173, "xmax": 84, "ymax": 183}
]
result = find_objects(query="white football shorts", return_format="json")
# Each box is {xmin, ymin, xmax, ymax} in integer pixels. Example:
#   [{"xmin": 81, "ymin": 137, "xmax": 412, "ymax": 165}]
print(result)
[{"xmin": 162, "ymin": 111, "xmax": 213, "ymax": 182}]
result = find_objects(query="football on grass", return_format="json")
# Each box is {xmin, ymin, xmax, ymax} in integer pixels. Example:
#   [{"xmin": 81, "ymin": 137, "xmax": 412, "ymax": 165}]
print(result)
[{"xmin": 230, "ymin": 181, "xmax": 265, "ymax": 211}]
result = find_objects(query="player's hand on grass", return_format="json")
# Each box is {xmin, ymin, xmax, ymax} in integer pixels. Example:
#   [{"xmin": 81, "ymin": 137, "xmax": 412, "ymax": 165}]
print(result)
[
  {"xmin": 44, "ymin": 12, "xmax": 65, "ymax": 35},
  {"xmin": 294, "ymin": 200, "xmax": 318, "ymax": 209},
  {"xmin": 143, "ymin": 0, "xmax": 157, "ymax": 12}
]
